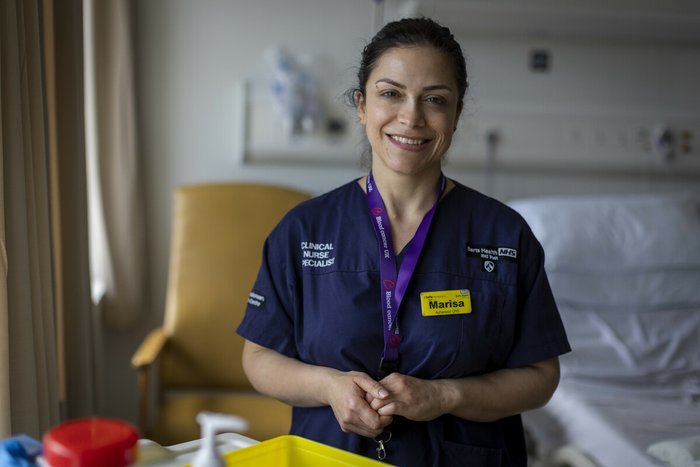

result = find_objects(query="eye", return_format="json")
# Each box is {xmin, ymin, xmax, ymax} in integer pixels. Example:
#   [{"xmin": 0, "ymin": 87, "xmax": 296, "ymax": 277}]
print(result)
[
  {"xmin": 425, "ymin": 95, "xmax": 447, "ymax": 105},
  {"xmin": 379, "ymin": 89, "xmax": 399, "ymax": 98}
]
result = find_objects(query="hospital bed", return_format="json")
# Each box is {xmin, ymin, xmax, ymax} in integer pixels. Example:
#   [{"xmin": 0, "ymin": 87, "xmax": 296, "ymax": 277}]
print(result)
[{"xmin": 510, "ymin": 193, "xmax": 700, "ymax": 467}]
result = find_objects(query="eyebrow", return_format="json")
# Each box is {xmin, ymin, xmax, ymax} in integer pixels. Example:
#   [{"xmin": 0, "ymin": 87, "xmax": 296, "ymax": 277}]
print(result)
[{"xmin": 375, "ymin": 78, "xmax": 454, "ymax": 93}]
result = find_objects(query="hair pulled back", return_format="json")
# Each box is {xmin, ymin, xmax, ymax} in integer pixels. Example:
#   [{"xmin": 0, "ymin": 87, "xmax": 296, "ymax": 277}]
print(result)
[{"xmin": 348, "ymin": 17, "xmax": 468, "ymax": 110}]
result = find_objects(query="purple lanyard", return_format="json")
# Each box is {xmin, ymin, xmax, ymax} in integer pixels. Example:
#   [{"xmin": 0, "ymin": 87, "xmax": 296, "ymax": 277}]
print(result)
[{"xmin": 366, "ymin": 171, "xmax": 446, "ymax": 377}]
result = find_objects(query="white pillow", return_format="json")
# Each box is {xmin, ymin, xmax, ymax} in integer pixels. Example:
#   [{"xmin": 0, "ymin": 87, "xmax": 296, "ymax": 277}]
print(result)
[{"xmin": 510, "ymin": 194, "xmax": 700, "ymax": 272}]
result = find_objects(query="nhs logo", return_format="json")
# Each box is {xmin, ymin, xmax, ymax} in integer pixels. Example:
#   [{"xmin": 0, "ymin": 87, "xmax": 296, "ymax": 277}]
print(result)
[{"xmin": 498, "ymin": 247, "xmax": 517, "ymax": 259}]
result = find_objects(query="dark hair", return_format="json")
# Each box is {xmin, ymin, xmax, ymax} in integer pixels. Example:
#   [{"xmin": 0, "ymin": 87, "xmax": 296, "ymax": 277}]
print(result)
[{"xmin": 347, "ymin": 17, "xmax": 468, "ymax": 111}]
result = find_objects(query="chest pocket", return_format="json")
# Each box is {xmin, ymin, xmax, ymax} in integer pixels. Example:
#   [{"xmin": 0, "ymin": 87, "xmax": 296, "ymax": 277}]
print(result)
[{"xmin": 400, "ymin": 274, "xmax": 507, "ymax": 379}]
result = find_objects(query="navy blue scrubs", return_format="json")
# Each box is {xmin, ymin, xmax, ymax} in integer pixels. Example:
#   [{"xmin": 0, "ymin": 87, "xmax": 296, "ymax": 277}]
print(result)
[{"xmin": 237, "ymin": 179, "xmax": 571, "ymax": 467}]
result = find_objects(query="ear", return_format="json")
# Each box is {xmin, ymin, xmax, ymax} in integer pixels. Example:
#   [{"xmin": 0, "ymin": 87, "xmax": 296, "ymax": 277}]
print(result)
[{"xmin": 356, "ymin": 91, "xmax": 367, "ymax": 125}]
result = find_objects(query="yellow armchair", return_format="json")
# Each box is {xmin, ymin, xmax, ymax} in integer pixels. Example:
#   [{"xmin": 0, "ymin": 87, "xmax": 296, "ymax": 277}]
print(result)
[{"xmin": 131, "ymin": 183, "xmax": 310, "ymax": 445}]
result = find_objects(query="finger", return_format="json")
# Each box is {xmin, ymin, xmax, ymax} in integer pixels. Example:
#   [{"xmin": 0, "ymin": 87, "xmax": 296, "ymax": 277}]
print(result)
[
  {"xmin": 333, "ymin": 403, "xmax": 383, "ymax": 438},
  {"xmin": 341, "ymin": 411, "xmax": 392, "ymax": 437},
  {"xmin": 376, "ymin": 401, "xmax": 401, "ymax": 417},
  {"xmin": 357, "ymin": 405, "xmax": 386, "ymax": 434},
  {"xmin": 378, "ymin": 372, "xmax": 404, "ymax": 388},
  {"xmin": 356, "ymin": 416, "xmax": 393, "ymax": 435},
  {"xmin": 340, "ymin": 420, "xmax": 383, "ymax": 438},
  {"xmin": 349, "ymin": 406, "xmax": 388, "ymax": 438},
  {"xmin": 370, "ymin": 396, "xmax": 392, "ymax": 411},
  {"xmin": 378, "ymin": 414, "xmax": 394, "ymax": 430},
  {"xmin": 353, "ymin": 374, "xmax": 389, "ymax": 399},
  {"xmin": 344, "ymin": 395, "xmax": 387, "ymax": 434}
]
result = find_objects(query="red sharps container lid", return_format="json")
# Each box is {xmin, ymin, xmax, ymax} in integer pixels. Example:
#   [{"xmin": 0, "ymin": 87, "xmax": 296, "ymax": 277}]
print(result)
[{"xmin": 43, "ymin": 418, "xmax": 139, "ymax": 467}]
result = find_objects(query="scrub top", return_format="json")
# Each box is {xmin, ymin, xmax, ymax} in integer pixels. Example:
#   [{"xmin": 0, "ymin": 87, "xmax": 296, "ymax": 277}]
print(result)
[{"xmin": 237, "ymin": 179, "xmax": 571, "ymax": 467}]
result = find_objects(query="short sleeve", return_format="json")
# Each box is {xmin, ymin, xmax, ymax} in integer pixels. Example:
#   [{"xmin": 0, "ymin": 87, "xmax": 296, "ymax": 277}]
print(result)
[
  {"xmin": 236, "ymin": 231, "xmax": 299, "ymax": 359},
  {"xmin": 504, "ymin": 227, "xmax": 571, "ymax": 368}
]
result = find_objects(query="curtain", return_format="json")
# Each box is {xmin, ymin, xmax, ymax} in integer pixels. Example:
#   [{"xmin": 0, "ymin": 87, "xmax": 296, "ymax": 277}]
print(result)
[
  {"xmin": 1, "ymin": 0, "xmax": 97, "ymax": 438},
  {"xmin": 0, "ymin": 0, "xmax": 61, "ymax": 437},
  {"xmin": 84, "ymin": 0, "xmax": 147, "ymax": 330},
  {"xmin": 0, "ymin": 55, "xmax": 9, "ymax": 438},
  {"xmin": 0, "ymin": 0, "xmax": 143, "ymax": 436},
  {"xmin": 48, "ymin": 0, "xmax": 98, "ymax": 421}
]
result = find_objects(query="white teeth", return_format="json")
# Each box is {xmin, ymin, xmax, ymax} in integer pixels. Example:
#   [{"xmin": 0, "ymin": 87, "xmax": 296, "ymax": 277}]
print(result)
[{"xmin": 391, "ymin": 135, "xmax": 425, "ymax": 145}]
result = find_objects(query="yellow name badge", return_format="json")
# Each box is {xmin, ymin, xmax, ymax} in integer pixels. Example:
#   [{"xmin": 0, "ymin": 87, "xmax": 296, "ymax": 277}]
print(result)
[{"xmin": 420, "ymin": 289, "xmax": 472, "ymax": 317}]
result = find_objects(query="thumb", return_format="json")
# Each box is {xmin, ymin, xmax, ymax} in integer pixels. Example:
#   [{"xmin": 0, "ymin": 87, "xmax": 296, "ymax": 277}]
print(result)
[{"xmin": 353, "ymin": 373, "xmax": 389, "ymax": 399}]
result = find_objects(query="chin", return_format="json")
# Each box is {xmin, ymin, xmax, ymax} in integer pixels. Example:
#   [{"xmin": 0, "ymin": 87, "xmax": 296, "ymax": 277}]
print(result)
[{"xmin": 387, "ymin": 157, "xmax": 441, "ymax": 176}]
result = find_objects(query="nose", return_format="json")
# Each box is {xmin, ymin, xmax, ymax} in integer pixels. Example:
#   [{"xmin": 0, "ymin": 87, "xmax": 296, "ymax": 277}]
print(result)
[{"xmin": 398, "ymin": 99, "xmax": 425, "ymax": 128}]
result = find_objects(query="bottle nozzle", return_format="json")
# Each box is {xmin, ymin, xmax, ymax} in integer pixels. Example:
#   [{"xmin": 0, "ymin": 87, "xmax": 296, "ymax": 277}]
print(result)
[{"xmin": 191, "ymin": 412, "xmax": 249, "ymax": 467}]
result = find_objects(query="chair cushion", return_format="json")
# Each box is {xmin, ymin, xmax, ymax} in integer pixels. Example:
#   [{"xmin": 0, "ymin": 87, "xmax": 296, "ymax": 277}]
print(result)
[
  {"xmin": 153, "ymin": 392, "xmax": 292, "ymax": 446},
  {"xmin": 162, "ymin": 184, "xmax": 310, "ymax": 388}
]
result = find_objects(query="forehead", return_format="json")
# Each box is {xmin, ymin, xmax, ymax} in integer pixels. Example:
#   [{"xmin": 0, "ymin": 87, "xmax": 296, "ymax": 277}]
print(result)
[{"xmin": 369, "ymin": 45, "xmax": 456, "ymax": 87}]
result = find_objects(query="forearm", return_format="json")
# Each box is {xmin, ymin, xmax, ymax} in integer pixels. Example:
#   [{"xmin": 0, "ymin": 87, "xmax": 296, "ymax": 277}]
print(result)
[
  {"xmin": 242, "ymin": 340, "xmax": 339, "ymax": 407},
  {"xmin": 437, "ymin": 358, "xmax": 560, "ymax": 422}
]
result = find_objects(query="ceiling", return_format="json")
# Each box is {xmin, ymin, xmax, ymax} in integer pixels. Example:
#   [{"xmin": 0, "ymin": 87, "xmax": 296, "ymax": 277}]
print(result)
[{"xmin": 386, "ymin": 0, "xmax": 700, "ymax": 44}]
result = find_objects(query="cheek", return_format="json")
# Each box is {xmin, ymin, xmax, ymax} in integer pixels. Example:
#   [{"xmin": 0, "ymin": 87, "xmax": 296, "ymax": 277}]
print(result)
[
  {"xmin": 431, "ymin": 115, "xmax": 450, "ymax": 133},
  {"xmin": 439, "ymin": 131, "xmax": 453, "ymax": 147},
  {"xmin": 435, "ymin": 115, "xmax": 457, "ymax": 140},
  {"xmin": 431, "ymin": 135, "xmax": 450, "ymax": 159},
  {"xmin": 431, "ymin": 125, "xmax": 454, "ymax": 158},
  {"xmin": 364, "ymin": 100, "xmax": 395, "ymax": 125},
  {"xmin": 366, "ymin": 115, "xmax": 391, "ymax": 138}
]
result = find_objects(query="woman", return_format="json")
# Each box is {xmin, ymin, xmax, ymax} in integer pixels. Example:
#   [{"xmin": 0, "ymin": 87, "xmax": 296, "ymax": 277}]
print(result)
[{"xmin": 237, "ymin": 17, "xmax": 570, "ymax": 466}]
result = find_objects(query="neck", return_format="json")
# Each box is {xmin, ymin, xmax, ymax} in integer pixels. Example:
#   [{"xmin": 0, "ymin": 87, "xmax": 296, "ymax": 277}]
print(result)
[{"xmin": 370, "ymin": 168, "xmax": 443, "ymax": 222}]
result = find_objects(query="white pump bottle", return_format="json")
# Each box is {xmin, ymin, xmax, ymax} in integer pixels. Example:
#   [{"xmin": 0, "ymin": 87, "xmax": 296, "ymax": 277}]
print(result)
[{"xmin": 191, "ymin": 412, "xmax": 249, "ymax": 467}]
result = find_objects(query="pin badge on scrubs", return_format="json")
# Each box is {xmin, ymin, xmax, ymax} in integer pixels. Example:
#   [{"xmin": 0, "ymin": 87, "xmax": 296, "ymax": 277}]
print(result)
[{"xmin": 374, "ymin": 431, "xmax": 392, "ymax": 460}]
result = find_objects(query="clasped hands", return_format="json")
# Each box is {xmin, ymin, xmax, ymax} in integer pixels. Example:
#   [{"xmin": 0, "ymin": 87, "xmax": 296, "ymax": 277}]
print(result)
[{"xmin": 326, "ymin": 371, "xmax": 449, "ymax": 438}]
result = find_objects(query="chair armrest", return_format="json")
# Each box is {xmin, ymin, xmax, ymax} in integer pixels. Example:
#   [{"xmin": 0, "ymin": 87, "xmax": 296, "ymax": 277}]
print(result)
[
  {"xmin": 131, "ymin": 327, "xmax": 168, "ymax": 369},
  {"xmin": 131, "ymin": 327, "xmax": 169, "ymax": 437}
]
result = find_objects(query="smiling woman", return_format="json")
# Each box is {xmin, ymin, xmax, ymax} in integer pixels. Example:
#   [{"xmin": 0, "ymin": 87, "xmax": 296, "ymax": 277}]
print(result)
[
  {"xmin": 348, "ymin": 18, "xmax": 468, "ymax": 176},
  {"xmin": 237, "ymin": 17, "xmax": 570, "ymax": 467},
  {"xmin": 356, "ymin": 46, "xmax": 461, "ymax": 180}
]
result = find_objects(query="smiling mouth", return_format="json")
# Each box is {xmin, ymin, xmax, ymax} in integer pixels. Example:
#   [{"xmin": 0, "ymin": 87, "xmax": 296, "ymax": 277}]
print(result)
[{"xmin": 389, "ymin": 135, "xmax": 429, "ymax": 145}]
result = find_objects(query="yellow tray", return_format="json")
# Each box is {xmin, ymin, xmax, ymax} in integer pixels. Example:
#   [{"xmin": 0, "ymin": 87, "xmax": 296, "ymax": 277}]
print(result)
[{"xmin": 220, "ymin": 435, "xmax": 394, "ymax": 466}]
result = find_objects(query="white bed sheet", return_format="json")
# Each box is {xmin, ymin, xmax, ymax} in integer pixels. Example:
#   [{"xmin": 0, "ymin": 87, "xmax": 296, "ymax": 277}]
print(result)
[
  {"xmin": 511, "ymin": 193, "xmax": 700, "ymax": 466},
  {"xmin": 555, "ymin": 306, "xmax": 700, "ymax": 385},
  {"xmin": 524, "ymin": 377, "xmax": 700, "ymax": 467},
  {"xmin": 523, "ymin": 305, "xmax": 700, "ymax": 467}
]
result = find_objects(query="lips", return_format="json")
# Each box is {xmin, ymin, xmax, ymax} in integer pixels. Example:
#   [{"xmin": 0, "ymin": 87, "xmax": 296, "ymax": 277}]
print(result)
[
  {"xmin": 390, "ymin": 135, "xmax": 426, "ymax": 145},
  {"xmin": 388, "ymin": 134, "xmax": 431, "ymax": 151}
]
